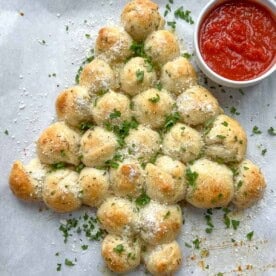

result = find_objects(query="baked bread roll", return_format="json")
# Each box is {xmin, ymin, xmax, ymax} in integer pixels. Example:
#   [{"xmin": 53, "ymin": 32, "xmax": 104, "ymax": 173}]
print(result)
[
  {"xmin": 145, "ymin": 156, "xmax": 186, "ymax": 204},
  {"xmin": 92, "ymin": 90, "xmax": 131, "ymax": 125},
  {"xmin": 79, "ymin": 58, "xmax": 115, "ymax": 95},
  {"xmin": 102, "ymin": 234, "xmax": 141, "ymax": 273},
  {"xmin": 132, "ymin": 88, "xmax": 174, "ymax": 129},
  {"xmin": 9, "ymin": 158, "xmax": 48, "ymax": 201},
  {"xmin": 55, "ymin": 86, "xmax": 93, "ymax": 128},
  {"xmin": 176, "ymin": 85, "xmax": 222, "ymax": 125},
  {"xmin": 144, "ymin": 30, "xmax": 180, "ymax": 66},
  {"xmin": 110, "ymin": 159, "xmax": 145, "ymax": 198},
  {"xmin": 125, "ymin": 125, "xmax": 161, "ymax": 163},
  {"xmin": 162, "ymin": 123, "xmax": 203, "ymax": 163},
  {"xmin": 139, "ymin": 201, "xmax": 182, "ymax": 245},
  {"xmin": 121, "ymin": 0, "xmax": 164, "ymax": 41},
  {"xmin": 143, "ymin": 241, "xmax": 182, "ymax": 276},
  {"xmin": 97, "ymin": 196, "xmax": 138, "ymax": 236},
  {"xmin": 80, "ymin": 126, "xmax": 118, "ymax": 167},
  {"xmin": 161, "ymin": 57, "xmax": 197, "ymax": 95},
  {"xmin": 37, "ymin": 122, "xmax": 81, "ymax": 166},
  {"xmin": 185, "ymin": 158, "xmax": 234, "ymax": 208},
  {"xmin": 204, "ymin": 114, "xmax": 247, "ymax": 163},
  {"xmin": 95, "ymin": 26, "xmax": 133, "ymax": 63},
  {"xmin": 78, "ymin": 168, "xmax": 110, "ymax": 207},
  {"xmin": 232, "ymin": 159, "xmax": 266, "ymax": 209},
  {"xmin": 43, "ymin": 169, "xmax": 82, "ymax": 212},
  {"xmin": 120, "ymin": 57, "xmax": 157, "ymax": 96}
]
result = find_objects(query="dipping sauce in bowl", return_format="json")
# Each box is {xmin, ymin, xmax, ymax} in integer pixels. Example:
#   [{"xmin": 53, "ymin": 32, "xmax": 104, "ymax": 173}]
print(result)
[{"xmin": 199, "ymin": 0, "xmax": 276, "ymax": 81}]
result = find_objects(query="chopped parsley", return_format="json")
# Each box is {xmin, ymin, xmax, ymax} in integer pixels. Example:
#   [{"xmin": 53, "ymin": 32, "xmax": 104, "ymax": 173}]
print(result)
[
  {"xmin": 164, "ymin": 211, "xmax": 171, "ymax": 219},
  {"xmin": 75, "ymin": 54, "xmax": 95, "ymax": 84},
  {"xmin": 231, "ymin": 220, "xmax": 240, "ymax": 230},
  {"xmin": 81, "ymin": 244, "xmax": 88, "ymax": 250},
  {"xmin": 164, "ymin": 3, "xmax": 171, "ymax": 17},
  {"xmin": 230, "ymin": 106, "xmax": 240, "ymax": 116},
  {"xmin": 205, "ymin": 213, "xmax": 214, "ymax": 234},
  {"xmin": 75, "ymin": 163, "xmax": 85, "ymax": 173},
  {"xmin": 56, "ymin": 263, "xmax": 62, "ymax": 271},
  {"xmin": 261, "ymin": 148, "xmax": 267, "ymax": 156},
  {"xmin": 237, "ymin": 180, "xmax": 243, "ymax": 189},
  {"xmin": 239, "ymin": 89, "xmax": 245, "ymax": 95},
  {"xmin": 268, "ymin": 127, "xmax": 276, "ymax": 136},
  {"xmin": 109, "ymin": 109, "xmax": 121, "ymax": 119},
  {"xmin": 186, "ymin": 168, "xmax": 198, "ymax": 189},
  {"xmin": 105, "ymin": 153, "xmax": 124, "ymax": 169},
  {"xmin": 252, "ymin": 126, "xmax": 262, "ymax": 135},
  {"xmin": 192, "ymin": 238, "xmax": 200, "ymax": 249},
  {"xmin": 130, "ymin": 41, "xmax": 146, "ymax": 57},
  {"xmin": 51, "ymin": 162, "xmax": 66, "ymax": 170},
  {"xmin": 65, "ymin": 259, "xmax": 75, "ymax": 267},
  {"xmin": 204, "ymin": 117, "xmax": 215, "ymax": 135},
  {"xmin": 65, "ymin": 25, "xmax": 69, "ymax": 31},
  {"xmin": 167, "ymin": 21, "xmax": 176, "ymax": 30},
  {"xmin": 156, "ymin": 82, "xmax": 163, "ymax": 91},
  {"xmin": 148, "ymin": 94, "xmax": 160, "ymax": 103},
  {"xmin": 4, "ymin": 129, "xmax": 9, "ymax": 135},
  {"xmin": 164, "ymin": 112, "xmax": 180, "ymax": 132},
  {"xmin": 182, "ymin": 52, "xmax": 192, "ymax": 59},
  {"xmin": 216, "ymin": 135, "xmax": 226, "ymax": 139},
  {"xmin": 184, "ymin": 242, "xmax": 192, "ymax": 248},
  {"xmin": 113, "ymin": 244, "xmax": 124, "ymax": 254},
  {"xmin": 79, "ymin": 122, "xmax": 94, "ymax": 133},
  {"xmin": 85, "ymin": 33, "xmax": 91, "ymax": 39},
  {"xmin": 246, "ymin": 231, "xmax": 254, "ymax": 241},
  {"xmin": 221, "ymin": 121, "xmax": 228, "ymax": 127},
  {"xmin": 174, "ymin": 7, "xmax": 194, "ymax": 24},
  {"xmin": 136, "ymin": 69, "xmax": 144, "ymax": 83},
  {"xmin": 135, "ymin": 192, "xmax": 151, "ymax": 207}
]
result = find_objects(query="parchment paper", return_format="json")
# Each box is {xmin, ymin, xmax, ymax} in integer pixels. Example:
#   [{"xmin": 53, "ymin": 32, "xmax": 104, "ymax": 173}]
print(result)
[{"xmin": 0, "ymin": 0, "xmax": 275, "ymax": 275}]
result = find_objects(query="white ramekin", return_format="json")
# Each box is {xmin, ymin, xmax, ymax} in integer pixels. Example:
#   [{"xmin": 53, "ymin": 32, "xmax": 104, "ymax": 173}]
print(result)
[{"xmin": 194, "ymin": 0, "xmax": 276, "ymax": 88}]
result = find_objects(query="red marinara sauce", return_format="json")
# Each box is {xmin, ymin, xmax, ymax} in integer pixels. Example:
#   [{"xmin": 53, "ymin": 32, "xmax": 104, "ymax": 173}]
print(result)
[{"xmin": 199, "ymin": 0, "xmax": 276, "ymax": 81}]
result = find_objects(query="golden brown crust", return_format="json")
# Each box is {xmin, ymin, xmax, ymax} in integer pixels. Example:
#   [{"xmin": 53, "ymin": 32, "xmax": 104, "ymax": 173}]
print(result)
[
  {"xmin": 9, "ymin": 161, "xmax": 39, "ymax": 201},
  {"xmin": 232, "ymin": 159, "xmax": 266, "ymax": 209}
]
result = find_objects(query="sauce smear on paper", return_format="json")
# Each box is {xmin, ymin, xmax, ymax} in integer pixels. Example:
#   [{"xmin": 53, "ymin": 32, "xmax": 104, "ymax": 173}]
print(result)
[{"xmin": 199, "ymin": 0, "xmax": 276, "ymax": 81}]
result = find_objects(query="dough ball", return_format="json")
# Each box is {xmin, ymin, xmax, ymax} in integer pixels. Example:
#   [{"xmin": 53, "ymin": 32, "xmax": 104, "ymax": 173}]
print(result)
[
  {"xmin": 125, "ymin": 125, "xmax": 161, "ymax": 163},
  {"xmin": 9, "ymin": 158, "xmax": 48, "ymax": 201},
  {"xmin": 110, "ymin": 159, "xmax": 145, "ymax": 198},
  {"xmin": 92, "ymin": 90, "xmax": 131, "ymax": 125},
  {"xmin": 80, "ymin": 126, "xmax": 118, "ymax": 167},
  {"xmin": 97, "ymin": 197, "xmax": 138, "ymax": 236},
  {"xmin": 43, "ymin": 169, "xmax": 82, "ymax": 212},
  {"xmin": 176, "ymin": 85, "xmax": 222, "ymax": 125},
  {"xmin": 232, "ymin": 159, "xmax": 266, "ymax": 209},
  {"xmin": 79, "ymin": 58, "xmax": 115, "ymax": 95},
  {"xmin": 204, "ymin": 114, "xmax": 247, "ymax": 163},
  {"xmin": 121, "ymin": 0, "xmax": 164, "ymax": 41},
  {"xmin": 55, "ymin": 86, "xmax": 93, "ymax": 128},
  {"xmin": 185, "ymin": 159, "xmax": 234, "ymax": 209},
  {"xmin": 139, "ymin": 201, "xmax": 182, "ymax": 245},
  {"xmin": 144, "ymin": 30, "xmax": 180, "ymax": 66},
  {"xmin": 162, "ymin": 123, "xmax": 203, "ymax": 163},
  {"xmin": 120, "ymin": 57, "xmax": 157, "ymax": 96},
  {"xmin": 144, "ymin": 241, "xmax": 182, "ymax": 276},
  {"xmin": 145, "ymin": 156, "xmax": 186, "ymax": 204},
  {"xmin": 95, "ymin": 26, "xmax": 133, "ymax": 63},
  {"xmin": 102, "ymin": 234, "xmax": 141, "ymax": 273},
  {"xmin": 78, "ymin": 168, "xmax": 110, "ymax": 207},
  {"xmin": 37, "ymin": 122, "xmax": 81, "ymax": 166},
  {"xmin": 132, "ymin": 88, "xmax": 174, "ymax": 129},
  {"xmin": 160, "ymin": 57, "xmax": 197, "ymax": 95}
]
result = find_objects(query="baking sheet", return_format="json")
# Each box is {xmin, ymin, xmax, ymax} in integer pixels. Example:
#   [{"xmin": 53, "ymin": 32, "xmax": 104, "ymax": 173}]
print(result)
[{"xmin": 0, "ymin": 0, "xmax": 275, "ymax": 275}]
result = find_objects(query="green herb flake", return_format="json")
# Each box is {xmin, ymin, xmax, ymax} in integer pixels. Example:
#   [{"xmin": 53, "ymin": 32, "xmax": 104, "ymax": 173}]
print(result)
[
  {"xmin": 167, "ymin": 21, "xmax": 176, "ymax": 30},
  {"xmin": 85, "ymin": 33, "xmax": 91, "ymax": 39},
  {"xmin": 217, "ymin": 273, "xmax": 224, "ymax": 276},
  {"xmin": 65, "ymin": 25, "xmax": 69, "ymax": 31},
  {"xmin": 135, "ymin": 192, "xmax": 151, "ymax": 207},
  {"xmin": 192, "ymin": 238, "xmax": 200, "ymax": 249},
  {"xmin": 252, "ymin": 126, "xmax": 262, "ymax": 135},
  {"xmin": 216, "ymin": 135, "xmax": 226, "ymax": 139},
  {"xmin": 223, "ymin": 214, "xmax": 231, "ymax": 228},
  {"xmin": 186, "ymin": 167, "xmax": 198, "ymax": 189},
  {"xmin": 75, "ymin": 66, "xmax": 83, "ymax": 84},
  {"xmin": 174, "ymin": 7, "xmax": 194, "ymax": 24},
  {"xmin": 148, "ymin": 94, "xmax": 160, "ymax": 103},
  {"xmin": 237, "ymin": 180, "xmax": 243, "ymax": 189},
  {"xmin": 81, "ymin": 244, "xmax": 88, "ymax": 250},
  {"xmin": 136, "ymin": 69, "xmax": 144, "ymax": 83},
  {"xmin": 56, "ymin": 263, "xmax": 62, "ymax": 271},
  {"xmin": 109, "ymin": 109, "xmax": 121, "ymax": 119},
  {"xmin": 130, "ymin": 41, "xmax": 146, "ymax": 57},
  {"xmin": 230, "ymin": 106, "xmax": 240, "ymax": 116},
  {"xmin": 182, "ymin": 52, "xmax": 192, "ymax": 59},
  {"xmin": 246, "ymin": 231, "xmax": 254, "ymax": 241},
  {"xmin": 164, "ymin": 112, "xmax": 180, "ymax": 132},
  {"xmin": 113, "ymin": 244, "xmax": 124, "ymax": 254},
  {"xmin": 184, "ymin": 242, "xmax": 192, "ymax": 248},
  {"xmin": 239, "ymin": 89, "xmax": 245, "ymax": 95},
  {"xmin": 268, "ymin": 127, "xmax": 276, "ymax": 136},
  {"xmin": 164, "ymin": 211, "xmax": 171, "ymax": 219},
  {"xmin": 79, "ymin": 122, "xmax": 94, "ymax": 133},
  {"xmin": 156, "ymin": 82, "xmax": 163, "ymax": 91},
  {"xmin": 221, "ymin": 121, "xmax": 228, "ymax": 127},
  {"xmin": 51, "ymin": 162, "xmax": 66, "ymax": 170},
  {"xmin": 231, "ymin": 220, "xmax": 240, "ymax": 230},
  {"xmin": 65, "ymin": 259, "xmax": 75, "ymax": 267},
  {"xmin": 4, "ymin": 130, "xmax": 9, "ymax": 135}
]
